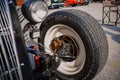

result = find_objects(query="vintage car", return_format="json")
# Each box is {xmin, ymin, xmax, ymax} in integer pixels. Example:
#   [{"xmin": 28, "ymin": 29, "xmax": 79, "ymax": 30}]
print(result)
[
  {"xmin": 45, "ymin": 0, "xmax": 64, "ymax": 8},
  {"xmin": 0, "ymin": 0, "xmax": 108, "ymax": 80}
]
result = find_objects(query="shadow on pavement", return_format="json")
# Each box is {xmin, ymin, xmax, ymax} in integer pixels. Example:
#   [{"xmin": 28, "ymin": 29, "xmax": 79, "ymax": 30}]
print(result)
[
  {"xmin": 105, "ymin": 31, "xmax": 120, "ymax": 44},
  {"xmin": 102, "ymin": 25, "xmax": 120, "ymax": 44},
  {"xmin": 103, "ymin": 24, "xmax": 120, "ymax": 32}
]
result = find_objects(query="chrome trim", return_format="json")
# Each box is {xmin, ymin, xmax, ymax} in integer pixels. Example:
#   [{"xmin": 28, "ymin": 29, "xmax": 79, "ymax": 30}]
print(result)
[{"xmin": 0, "ymin": 0, "xmax": 23, "ymax": 80}]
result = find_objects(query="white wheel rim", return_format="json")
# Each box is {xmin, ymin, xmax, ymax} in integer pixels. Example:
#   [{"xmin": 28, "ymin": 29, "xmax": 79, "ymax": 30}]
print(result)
[{"xmin": 44, "ymin": 24, "xmax": 86, "ymax": 75}]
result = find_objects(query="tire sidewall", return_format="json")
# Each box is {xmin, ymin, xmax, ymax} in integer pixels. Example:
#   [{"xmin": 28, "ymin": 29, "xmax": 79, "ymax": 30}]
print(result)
[{"xmin": 40, "ymin": 13, "xmax": 100, "ymax": 80}]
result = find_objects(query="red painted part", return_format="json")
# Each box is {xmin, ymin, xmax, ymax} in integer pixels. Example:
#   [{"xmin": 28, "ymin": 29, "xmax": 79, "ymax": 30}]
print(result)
[
  {"xmin": 34, "ymin": 55, "xmax": 40, "ymax": 68},
  {"xmin": 66, "ymin": 0, "xmax": 83, "ymax": 5},
  {"xmin": 16, "ymin": 0, "xmax": 24, "ymax": 6}
]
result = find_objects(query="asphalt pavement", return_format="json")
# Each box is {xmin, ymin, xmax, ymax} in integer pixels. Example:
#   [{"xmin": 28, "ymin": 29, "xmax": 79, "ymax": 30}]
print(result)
[{"xmin": 48, "ymin": 2, "xmax": 120, "ymax": 80}]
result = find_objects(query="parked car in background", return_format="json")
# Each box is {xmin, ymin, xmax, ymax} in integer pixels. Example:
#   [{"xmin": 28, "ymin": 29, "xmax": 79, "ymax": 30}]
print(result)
[
  {"xmin": 45, "ymin": 0, "xmax": 64, "ymax": 8},
  {"xmin": 64, "ymin": 0, "xmax": 91, "ymax": 7}
]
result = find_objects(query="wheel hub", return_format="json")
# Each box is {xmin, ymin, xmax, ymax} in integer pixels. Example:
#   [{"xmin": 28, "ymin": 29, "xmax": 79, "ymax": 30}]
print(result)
[{"xmin": 50, "ymin": 35, "xmax": 79, "ymax": 62}]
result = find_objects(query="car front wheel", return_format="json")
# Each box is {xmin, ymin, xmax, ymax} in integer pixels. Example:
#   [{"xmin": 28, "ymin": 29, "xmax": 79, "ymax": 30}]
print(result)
[{"xmin": 39, "ymin": 9, "xmax": 108, "ymax": 80}]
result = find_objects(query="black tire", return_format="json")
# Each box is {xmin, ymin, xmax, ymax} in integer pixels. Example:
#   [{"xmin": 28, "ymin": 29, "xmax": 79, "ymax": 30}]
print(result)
[
  {"xmin": 71, "ymin": 4, "xmax": 76, "ymax": 7},
  {"xmin": 84, "ymin": 1, "xmax": 89, "ymax": 5},
  {"xmin": 53, "ymin": 5, "xmax": 60, "ymax": 9},
  {"xmin": 100, "ymin": 0, "xmax": 103, "ymax": 3},
  {"xmin": 39, "ymin": 9, "xmax": 108, "ymax": 80}
]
